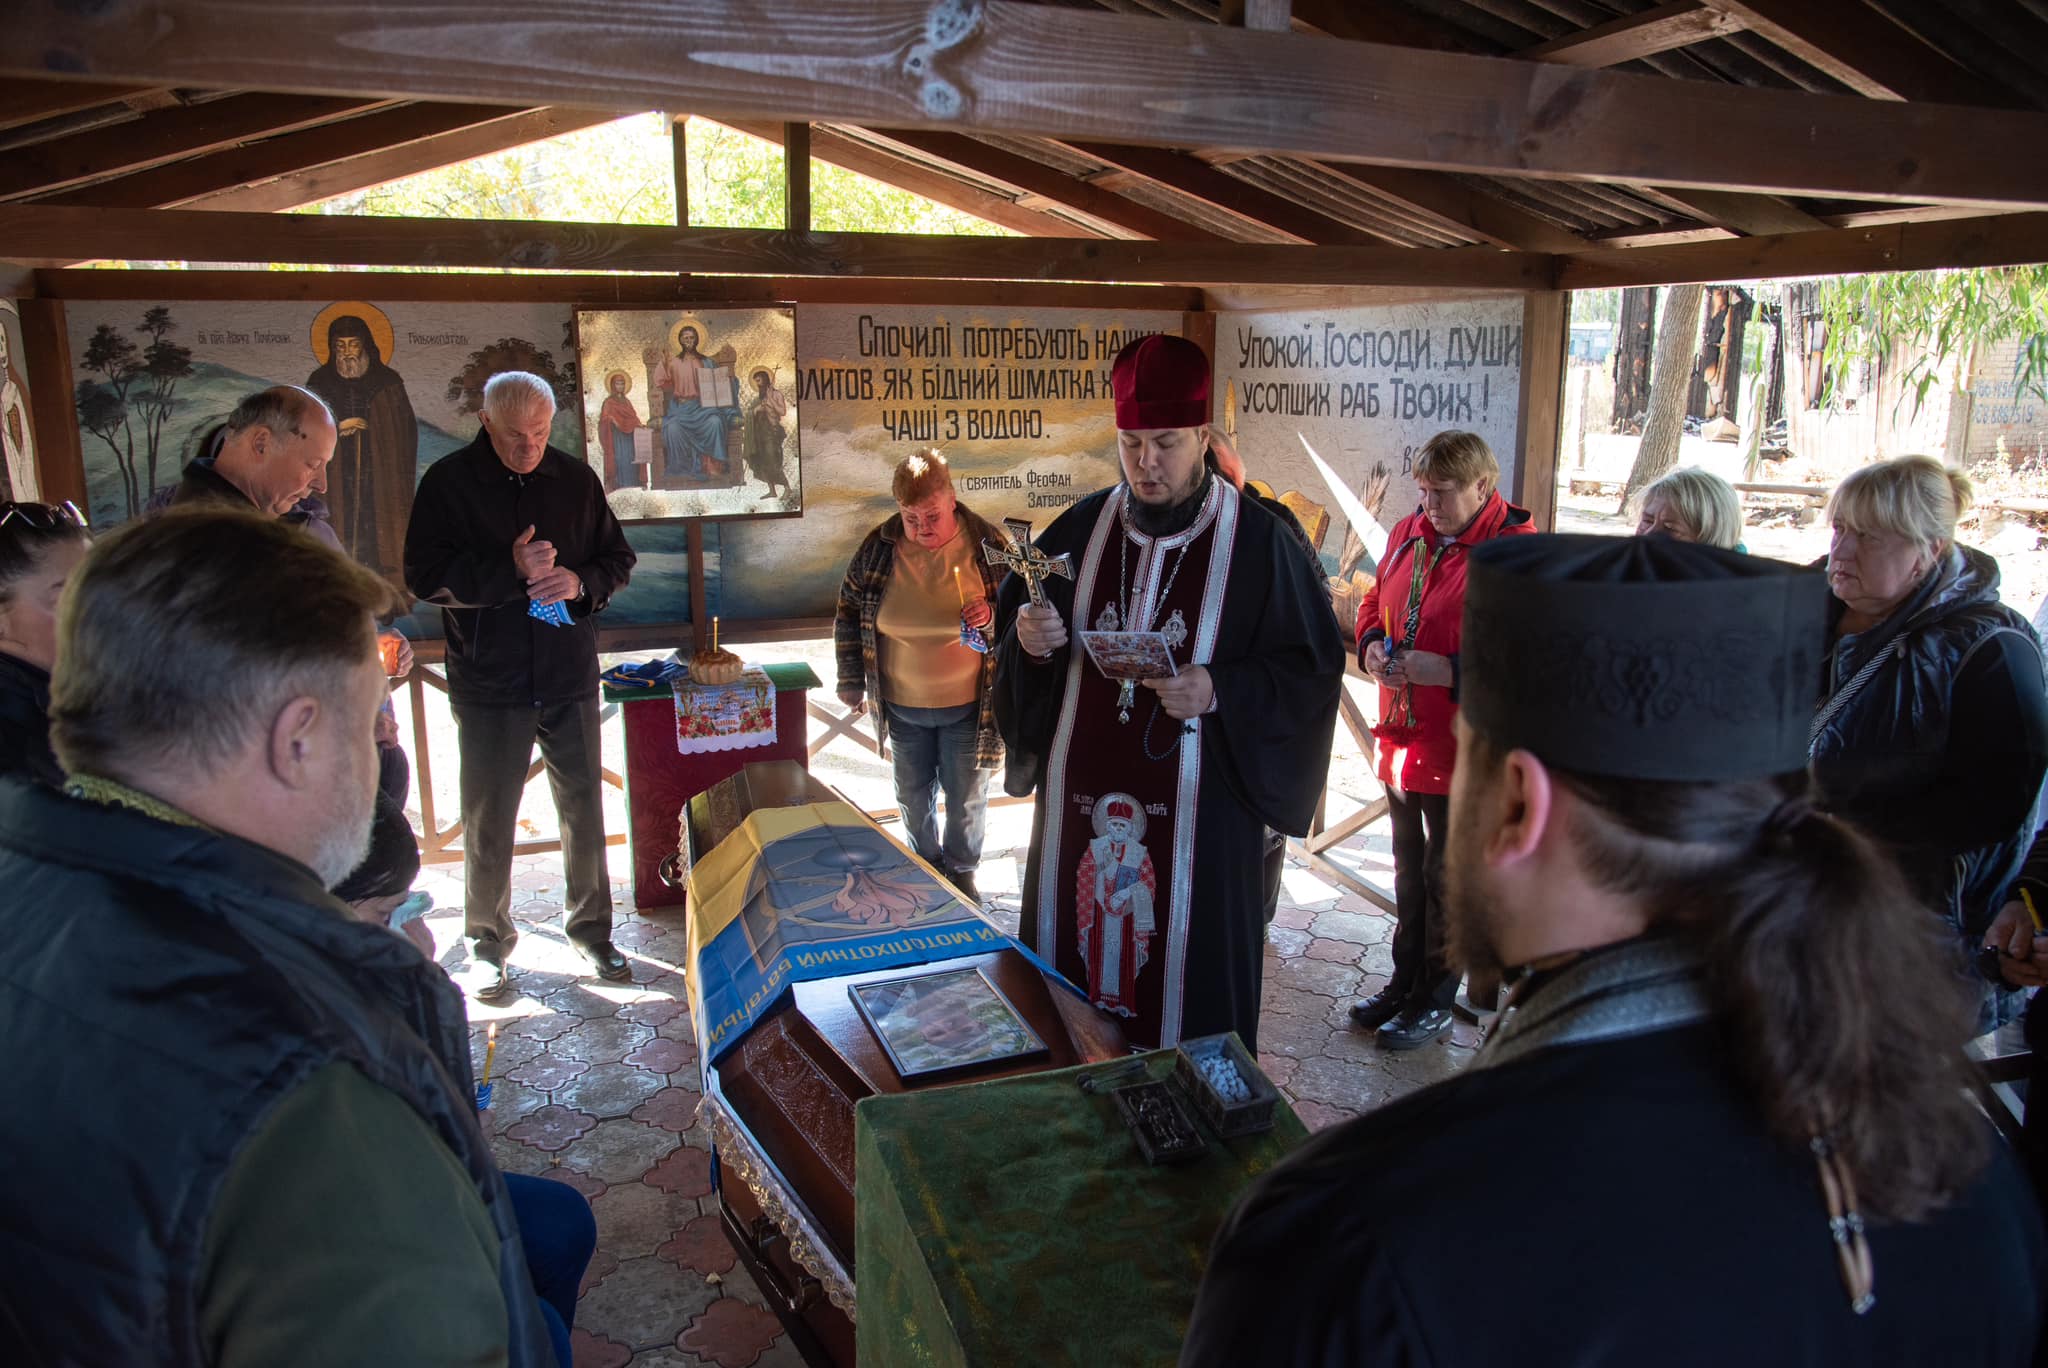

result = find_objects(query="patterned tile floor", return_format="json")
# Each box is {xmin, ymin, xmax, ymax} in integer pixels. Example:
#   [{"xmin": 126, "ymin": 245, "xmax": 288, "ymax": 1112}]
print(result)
[{"xmin": 405, "ymin": 789, "xmax": 1468, "ymax": 1367}]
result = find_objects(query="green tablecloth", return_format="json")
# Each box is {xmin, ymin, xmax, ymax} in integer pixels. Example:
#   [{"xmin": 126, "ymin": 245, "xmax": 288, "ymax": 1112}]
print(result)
[
  {"xmin": 854, "ymin": 1046, "xmax": 1307, "ymax": 1367},
  {"xmin": 599, "ymin": 659, "xmax": 820, "ymax": 704}
]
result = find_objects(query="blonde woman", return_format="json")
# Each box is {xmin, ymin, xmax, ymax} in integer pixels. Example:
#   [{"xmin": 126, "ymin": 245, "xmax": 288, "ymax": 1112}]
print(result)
[
  {"xmin": 834, "ymin": 449, "xmax": 1005, "ymax": 904},
  {"xmin": 1809, "ymin": 455, "xmax": 2048, "ymax": 1025},
  {"xmin": 1635, "ymin": 466, "xmax": 1744, "ymax": 550}
]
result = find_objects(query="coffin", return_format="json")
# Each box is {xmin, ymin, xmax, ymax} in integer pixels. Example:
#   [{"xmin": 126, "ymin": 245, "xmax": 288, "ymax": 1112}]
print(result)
[{"xmin": 681, "ymin": 762, "xmax": 1125, "ymax": 1366}]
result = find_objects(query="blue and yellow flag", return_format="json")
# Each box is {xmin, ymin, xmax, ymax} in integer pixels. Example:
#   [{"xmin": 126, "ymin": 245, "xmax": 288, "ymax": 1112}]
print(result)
[{"xmin": 684, "ymin": 801, "xmax": 1013, "ymax": 1069}]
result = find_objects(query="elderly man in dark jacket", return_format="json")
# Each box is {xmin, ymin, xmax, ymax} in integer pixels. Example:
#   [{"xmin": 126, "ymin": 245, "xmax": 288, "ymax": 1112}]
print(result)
[
  {"xmin": 0, "ymin": 509, "xmax": 592, "ymax": 1367},
  {"xmin": 405, "ymin": 371, "xmax": 636, "ymax": 1001}
]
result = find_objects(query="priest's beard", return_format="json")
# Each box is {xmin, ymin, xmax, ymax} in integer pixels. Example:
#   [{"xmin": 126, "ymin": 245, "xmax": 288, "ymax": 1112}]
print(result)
[
  {"xmin": 1442, "ymin": 768, "xmax": 1506, "ymax": 976},
  {"xmin": 310, "ymin": 774, "xmax": 378, "ymax": 891},
  {"xmin": 336, "ymin": 351, "xmax": 369, "ymax": 380},
  {"xmin": 1130, "ymin": 464, "xmax": 1213, "ymax": 537}
]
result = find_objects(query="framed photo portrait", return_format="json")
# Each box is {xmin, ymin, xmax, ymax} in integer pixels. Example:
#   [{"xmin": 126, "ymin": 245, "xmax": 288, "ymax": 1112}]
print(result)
[{"xmin": 849, "ymin": 966, "xmax": 1048, "ymax": 1081}]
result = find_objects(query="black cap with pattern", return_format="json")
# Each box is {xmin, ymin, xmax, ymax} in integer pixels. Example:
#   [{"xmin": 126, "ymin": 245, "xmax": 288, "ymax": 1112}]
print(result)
[{"xmin": 1459, "ymin": 534, "xmax": 1826, "ymax": 781}]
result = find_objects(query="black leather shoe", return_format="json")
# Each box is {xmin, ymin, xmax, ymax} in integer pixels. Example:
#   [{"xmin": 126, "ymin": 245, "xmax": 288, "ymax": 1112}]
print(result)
[
  {"xmin": 1378, "ymin": 1007, "xmax": 1453, "ymax": 1051},
  {"xmin": 467, "ymin": 958, "xmax": 513, "ymax": 1003},
  {"xmin": 1348, "ymin": 988, "xmax": 1404, "ymax": 1032},
  {"xmin": 949, "ymin": 871, "xmax": 981, "ymax": 906},
  {"xmin": 577, "ymin": 940, "xmax": 632, "ymax": 982}
]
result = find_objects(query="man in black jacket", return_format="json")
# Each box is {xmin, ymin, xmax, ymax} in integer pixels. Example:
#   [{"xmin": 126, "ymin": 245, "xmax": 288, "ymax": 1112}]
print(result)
[
  {"xmin": 405, "ymin": 371, "xmax": 637, "ymax": 1001},
  {"xmin": 0, "ymin": 508, "xmax": 586, "ymax": 1366},
  {"xmin": 1183, "ymin": 536, "xmax": 2045, "ymax": 1367}
]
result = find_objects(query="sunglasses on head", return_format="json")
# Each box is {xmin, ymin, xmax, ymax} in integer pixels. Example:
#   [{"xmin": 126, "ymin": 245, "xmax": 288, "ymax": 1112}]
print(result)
[{"xmin": 0, "ymin": 500, "xmax": 88, "ymax": 531}]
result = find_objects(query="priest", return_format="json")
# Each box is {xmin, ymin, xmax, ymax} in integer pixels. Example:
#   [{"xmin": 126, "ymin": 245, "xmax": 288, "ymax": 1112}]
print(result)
[
  {"xmin": 993, "ymin": 334, "xmax": 1342, "ymax": 1053},
  {"xmin": 1182, "ymin": 535, "xmax": 2045, "ymax": 1366}
]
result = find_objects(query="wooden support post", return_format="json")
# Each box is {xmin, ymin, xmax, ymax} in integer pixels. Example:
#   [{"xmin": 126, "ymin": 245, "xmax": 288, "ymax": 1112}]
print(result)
[
  {"xmin": 672, "ymin": 114, "xmax": 689, "ymax": 227},
  {"xmin": 1222, "ymin": 0, "xmax": 1293, "ymax": 32},
  {"xmin": 686, "ymin": 521, "xmax": 709, "ymax": 645},
  {"xmin": 1514, "ymin": 292, "xmax": 1568, "ymax": 530},
  {"xmin": 784, "ymin": 121, "xmax": 811, "ymax": 232},
  {"xmin": 16, "ymin": 297, "xmax": 84, "ymax": 506}
]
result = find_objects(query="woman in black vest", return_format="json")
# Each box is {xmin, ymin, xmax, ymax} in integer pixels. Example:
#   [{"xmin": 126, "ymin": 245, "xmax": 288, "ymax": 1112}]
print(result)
[{"xmin": 0, "ymin": 500, "xmax": 88, "ymax": 786}]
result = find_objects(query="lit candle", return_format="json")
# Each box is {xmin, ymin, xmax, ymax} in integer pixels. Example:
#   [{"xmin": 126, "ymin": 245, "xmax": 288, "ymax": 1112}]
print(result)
[
  {"xmin": 712, "ymin": 616, "xmax": 720, "ymax": 653},
  {"xmin": 480, "ymin": 1021, "xmax": 499, "ymax": 1088}
]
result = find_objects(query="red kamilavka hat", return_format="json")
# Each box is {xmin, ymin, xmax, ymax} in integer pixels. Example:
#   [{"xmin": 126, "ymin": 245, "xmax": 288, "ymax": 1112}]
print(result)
[{"xmin": 1112, "ymin": 334, "xmax": 1211, "ymax": 430}]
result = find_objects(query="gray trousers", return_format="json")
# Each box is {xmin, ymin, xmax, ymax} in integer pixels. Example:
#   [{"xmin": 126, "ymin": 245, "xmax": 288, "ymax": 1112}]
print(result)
[{"xmin": 453, "ymin": 697, "xmax": 614, "ymax": 960}]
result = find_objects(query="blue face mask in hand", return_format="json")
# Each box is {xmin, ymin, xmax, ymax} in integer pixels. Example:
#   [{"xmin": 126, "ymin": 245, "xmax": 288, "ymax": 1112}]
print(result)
[{"xmin": 529, "ymin": 598, "xmax": 573, "ymax": 628}]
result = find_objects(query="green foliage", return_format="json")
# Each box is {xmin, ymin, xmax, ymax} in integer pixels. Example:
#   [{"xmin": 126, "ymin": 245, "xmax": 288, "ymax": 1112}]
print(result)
[
  {"xmin": 1817, "ymin": 266, "xmax": 2048, "ymax": 417},
  {"xmin": 315, "ymin": 114, "xmax": 1010, "ymax": 239}
]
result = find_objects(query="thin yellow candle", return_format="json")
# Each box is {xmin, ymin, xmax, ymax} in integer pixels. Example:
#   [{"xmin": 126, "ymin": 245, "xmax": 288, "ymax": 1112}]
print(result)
[
  {"xmin": 953, "ymin": 565, "xmax": 967, "ymax": 607},
  {"xmin": 712, "ymin": 616, "xmax": 719, "ymax": 653},
  {"xmin": 480, "ymin": 1021, "xmax": 499, "ymax": 1088}
]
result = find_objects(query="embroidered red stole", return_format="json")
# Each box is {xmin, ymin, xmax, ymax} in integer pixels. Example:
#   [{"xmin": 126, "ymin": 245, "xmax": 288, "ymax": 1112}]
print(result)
[{"xmin": 1030, "ymin": 480, "xmax": 1241, "ymax": 1048}]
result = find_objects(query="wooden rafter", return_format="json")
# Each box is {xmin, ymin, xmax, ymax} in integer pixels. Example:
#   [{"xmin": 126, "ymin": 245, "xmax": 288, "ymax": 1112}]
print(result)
[
  {"xmin": 0, "ymin": 203, "xmax": 1553, "ymax": 287},
  {"xmin": 32, "ymin": 265, "xmax": 1202, "ymax": 311},
  {"xmin": 7, "ymin": 1, "xmax": 2048, "ymax": 207},
  {"xmin": 37, "ymin": 102, "xmax": 565, "ymax": 208},
  {"xmin": 1285, "ymin": 0, "xmax": 2015, "ymax": 237},
  {"xmin": 1559, "ymin": 211, "xmax": 2048, "ymax": 287},
  {"xmin": 720, "ymin": 119, "xmax": 1103, "ymax": 238},
  {"xmin": 1639, "ymin": 187, "xmax": 1828, "ymax": 236},
  {"xmin": 1318, "ymin": 164, "xmax": 1589, "ymax": 254},
  {"xmin": 857, "ymin": 128, "xmax": 1227, "ymax": 241},
  {"xmin": 178, "ymin": 106, "xmax": 619, "ymax": 214},
  {"xmin": 1699, "ymin": 0, "xmax": 1988, "ymax": 104},
  {"xmin": 0, "ymin": 78, "xmax": 159, "ymax": 133},
  {"xmin": 1287, "ymin": 0, "xmax": 1474, "ymax": 53},
  {"xmin": 1520, "ymin": 2, "xmax": 1748, "ymax": 69},
  {"xmin": 0, "ymin": 91, "xmax": 390, "ymax": 201},
  {"xmin": 1038, "ymin": 140, "xmax": 1377, "ymax": 245}
]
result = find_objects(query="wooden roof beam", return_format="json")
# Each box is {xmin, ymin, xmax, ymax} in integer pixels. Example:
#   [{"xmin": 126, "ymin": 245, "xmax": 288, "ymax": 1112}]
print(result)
[
  {"xmin": 33, "ymin": 265, "xmax": 1204, "ymax": 311},
  {"xmin": 1560, "ymin": 211, "xmax": 2048, "ymax": 288},
  {"xmin": 1639, "ymin": 186, "xmax": 1829, "ymax": 236},
  {"xmin": 8, "ymin": 1, "xmax": 2048, "ymax": 206},
  {"xmin": 0, "ymin": 202, "xmax": 1554, "ymax": 288},
  {"xmin": 1519, "ymin": 2, "xmax": 1749, "ymax": 69},
  {"xmin": 40, "ymin": 102, "xmax": 562, "ymax": 209},
  {"xmin": 1045, "ymin": 140, "xmax": 1381, "ymax": 245},
  {"xmin": 1697, "ymin": 0, "xmax": 1987, "ymax": 104},
  {"xmin": 1318, "ymin": 163, "xmax": 1589, "ymax": 253},
  {"xmin": 855, "ymin": 127, "xmax": 1230, "ymax": 241},
  {"xmin": 0, "ymin": 91, "xmax": 391, "ymax": 201},
  {"xmin": 721, "ymin": 118, "xmax": 1105, "ymax": 238},
  {"xmin": 177, "ymin": 106, "xmax": 620, "ymax": 214},
  {"xmin": 0, "ymin": 77, "xmax": 161, "ymax": 133}
]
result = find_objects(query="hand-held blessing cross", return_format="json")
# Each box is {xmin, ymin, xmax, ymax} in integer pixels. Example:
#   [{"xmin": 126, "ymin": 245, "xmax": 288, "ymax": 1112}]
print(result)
[{"xmin": 984, "ymin": 516, "xmax": 1073, "ymax": 607}]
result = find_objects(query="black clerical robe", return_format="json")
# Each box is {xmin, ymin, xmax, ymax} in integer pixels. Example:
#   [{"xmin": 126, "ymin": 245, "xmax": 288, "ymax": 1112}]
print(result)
[
  {"xmin": 308, "ymin": 354, "xmax": 418, "ymax": 591},
  {"xmin": 1182, "ymin": 939, "xmax": 2048, "ymax": 1367},
  {"xmin": 994, "ymin": 476, "xmax": 1342, "ymax": 1053}
]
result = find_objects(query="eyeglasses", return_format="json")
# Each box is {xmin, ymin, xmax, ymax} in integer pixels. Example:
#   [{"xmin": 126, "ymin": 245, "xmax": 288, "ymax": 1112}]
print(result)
[{"xmin": 0, "ymin": 500, "xmax": 88, "ymax": 531}]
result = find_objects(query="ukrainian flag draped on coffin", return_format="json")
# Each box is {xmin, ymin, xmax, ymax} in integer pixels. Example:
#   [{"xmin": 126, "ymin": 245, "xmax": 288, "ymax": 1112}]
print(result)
[{"xmin": 683, "ymin": 800, "xmax": 1013, "ymax": 1064}]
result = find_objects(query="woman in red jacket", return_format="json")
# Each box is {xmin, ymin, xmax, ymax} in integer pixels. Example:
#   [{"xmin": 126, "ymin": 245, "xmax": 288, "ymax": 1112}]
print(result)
[{"xmin": 1348, "ymin": 431, "xmax": 1534, "ymax": 1049}]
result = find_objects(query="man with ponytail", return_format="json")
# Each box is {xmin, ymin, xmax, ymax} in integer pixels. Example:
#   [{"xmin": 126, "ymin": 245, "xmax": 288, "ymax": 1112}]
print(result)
[{"xmin": 1183, "ymin": 534, "xmax": 2044, "ymax": 1367}]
